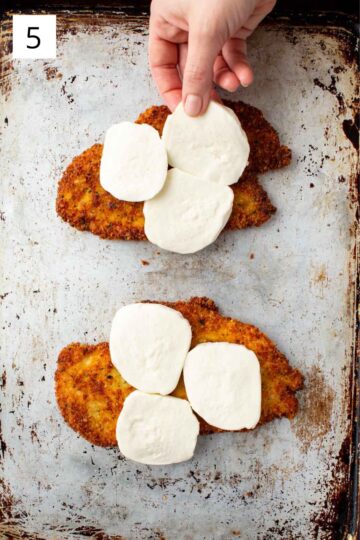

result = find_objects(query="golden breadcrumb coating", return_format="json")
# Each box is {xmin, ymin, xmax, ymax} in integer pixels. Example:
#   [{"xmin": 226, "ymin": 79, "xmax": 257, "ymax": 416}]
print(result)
[
  {"xmin": 56, "ymin": 101, "xmax": 291, "ymax": 240},
  {"xmin": 55, "ymin": 297, "xmax": 303, "ymax": 447}
]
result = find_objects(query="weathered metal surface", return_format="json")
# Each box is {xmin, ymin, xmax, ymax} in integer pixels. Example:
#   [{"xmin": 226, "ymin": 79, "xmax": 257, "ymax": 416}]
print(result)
[{"xmin": 0, "ymin": 9, "xmax": 358, "ymax": 540}]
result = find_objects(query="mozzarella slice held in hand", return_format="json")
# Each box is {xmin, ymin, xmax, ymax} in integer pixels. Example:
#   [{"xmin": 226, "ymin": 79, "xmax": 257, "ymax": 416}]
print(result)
[
  {"xmin": 184, "ymin": 342, "xmax": 261, "ymax": 430},
  {"xmin": 162, "ymin": 101, "xmax": 250, "ymax": 186},
  {"xmin": 100, "ymin": 122, "xmax": 168, "ymax": 202},
  {"xmin": 110, "ymin": 303, "xmax": 192, "ymax": 395},
  {"xmin": 116, "ymin": 391, "xmax": 200, "ymax": 465},
  {"xmin": 144, "ymin": 168, "xmax": 234, "ymax": 254}
]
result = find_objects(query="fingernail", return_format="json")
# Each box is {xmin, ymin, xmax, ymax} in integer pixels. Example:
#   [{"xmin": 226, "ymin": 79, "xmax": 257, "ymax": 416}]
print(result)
[
  {"xmin": 184, "ymin": 94, "xmax": 202, "ymax": 116},
  {"xmin": 241, "ymin": 76, "xmax": 252, "ymax": 88}
]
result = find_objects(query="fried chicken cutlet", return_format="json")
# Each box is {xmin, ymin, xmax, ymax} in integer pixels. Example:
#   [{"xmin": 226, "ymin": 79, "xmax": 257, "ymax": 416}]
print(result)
[
  {"xmin": 55, "ymin": 297, "xmax": 304, "ymax": 447},
  {"xmin": 56, "ymin": 101, "xmax": 291, "ymax": 240}
]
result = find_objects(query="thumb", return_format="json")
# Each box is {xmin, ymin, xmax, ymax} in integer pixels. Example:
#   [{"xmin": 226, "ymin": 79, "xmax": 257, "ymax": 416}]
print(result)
[{"xmin": 182, "ymin": 29, "xmax": 220, "ymax": 116}]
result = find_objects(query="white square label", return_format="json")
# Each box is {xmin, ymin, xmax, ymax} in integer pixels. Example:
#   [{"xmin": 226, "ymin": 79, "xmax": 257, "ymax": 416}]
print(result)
[{"xmin": 12, "ymin": 15, "xmax": 56, "ymax": 59}]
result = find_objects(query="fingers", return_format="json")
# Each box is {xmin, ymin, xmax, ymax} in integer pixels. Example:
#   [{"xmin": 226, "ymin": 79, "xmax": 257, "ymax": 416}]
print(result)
[
  {"xmin": 182, "ymin": 29, "xmax": 220, "ymax": 116},
  {"xmin": 179, "ymin": 44, "xmax": 224, "ymax": 103},
  {"xmin": 149, "ymin": 24, "xmax": 182, "ymax": 111},
  {"xmin": 213, "ymin": 54, "xmax": 240, "ymax": 92},
  {"xmin": 179, "ymin": 44, "xmax": 235, "ymax": 95},
  {"xmin": 222, "ymin": 38, "xmax": 253, "ymax": 87},
  {"xmin": 240, "ymin": 0, "xmax": 277, "ymax": 36},
  {"xmin": 149, "ymin": 32, "xmax": 252, "ymax": 113},
  {"xmin": 178, "ymin": 42, "xmax": 188, "ymax": 78}
]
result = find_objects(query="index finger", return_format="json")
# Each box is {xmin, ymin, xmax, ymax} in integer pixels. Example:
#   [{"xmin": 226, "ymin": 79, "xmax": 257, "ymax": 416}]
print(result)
[{"xmin": 149, "ymin": 32, "xmax": 182, "ymax": 112}]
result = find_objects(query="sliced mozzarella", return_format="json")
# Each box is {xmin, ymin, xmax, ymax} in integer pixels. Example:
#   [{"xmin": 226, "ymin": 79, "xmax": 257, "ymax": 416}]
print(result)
[
  {"xmin": 110, "ymin": 303, "xmax": 192, "ymax": 395},
  {"xmin": 116, "ymin": 391, "xmax": 199, "ymax": 465},
  {"xmin": 100, "ymin": 122, "xmax": 168, "ymax": 202},
  {"xmin": 184, "ymin": 342, "xmax": 261, "ymax": 430},
  {"xmin": 143, "ymin": 168, "xmax": 234, "ymax": 254},
  {"xmin": 162, "ymin": 101, "xmax": 250, "ymax": 185}
]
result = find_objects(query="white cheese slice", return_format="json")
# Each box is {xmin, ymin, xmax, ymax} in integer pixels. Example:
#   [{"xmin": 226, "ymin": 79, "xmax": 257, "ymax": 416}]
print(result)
[
  {"xmin": 143, "ymin": 168, "xmax": 234, "ymax": 254},
  {"xmin": 100, "ymin": 122, "xmax": 168, "ymax": 202},
  {"xmin": 184, "ymin": 342, "xmax": 261, "ymax": 430},
  {"xmin": 116, "ymin": 391, "xmax": 200, "ymax": 465},
  {"xmin": 110, "ymin": 303, "xmax": 192, "ymax": 395},
  {"xmin": 162, "ymin": 101, "xmax": 250, "ymax": 185}
]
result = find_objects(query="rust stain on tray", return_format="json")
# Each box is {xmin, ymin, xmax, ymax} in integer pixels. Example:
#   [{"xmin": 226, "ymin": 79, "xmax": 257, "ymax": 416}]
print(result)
[
  {"xmin": 0, "ymin": 479, "xmax": 25, "ymax": 537},
  {"xmin": 313, "ymin": 266, "xmax": 328, "ymax": 284},
  {"xmin": 44, "ymin": 65, "xmax": 63, "ymax": 81},
  {"xmin": 292, "ymin": 365, "xmax": 335, "ymax": 453},
  {"xmin": 311, "ymin": 435, "xmax": 352, "ymax": 538},
  {"xmin": 0, "ymin": 17, "xmax": 13, "ymax": 99},
  {"xmin": 61, "ymin": 527, "xmax": 124, "ymax": 540},
  {"xmin": 56, "ymin": 12, "xmax": 148, "ymax": 41},
  {"xmin": 313, "ymin": 76, "xmax": 346, "ymax": 115},
  {"xmin": 343, "ymin": 112, "xmax": 359, "ymax": 151},
  {"xmin": 283, "ymin": 24, "xmax": 358, "ymax": 66}
]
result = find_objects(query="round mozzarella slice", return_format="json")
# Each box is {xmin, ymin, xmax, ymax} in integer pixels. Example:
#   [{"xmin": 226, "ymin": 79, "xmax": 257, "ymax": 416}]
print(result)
[
  {"xmin": 162, "ymin": 101, "xmax": 250, "ymax": 185},
  {"xmin": 116, "ymin": 391, "xmax": 199, "ymax": 465},
  {"xmin": 184, "ymin": 342, "xmax": 261, "ymax": 430},
  {"xmin": 110, "ymin": 303, "xmax": 192, "ymax": 395},
  {"xmin": 100, "ymin": 122, "xmax": 168, "ymax": 202},
  {"xmin": 143, "ymin": 168, "xmax": 234, "ymax": 254}
]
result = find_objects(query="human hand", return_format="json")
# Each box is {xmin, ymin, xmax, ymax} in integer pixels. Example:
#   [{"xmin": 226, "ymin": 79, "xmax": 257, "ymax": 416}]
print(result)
[{"xmin": 149, "ymin": 0, "xmax": 276, "ymax": 116}]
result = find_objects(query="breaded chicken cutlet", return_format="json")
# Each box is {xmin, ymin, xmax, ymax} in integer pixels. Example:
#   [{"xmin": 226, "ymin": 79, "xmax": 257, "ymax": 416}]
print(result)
[
  {"xmin": 56, "ymin": 101, "xmax": 291, "ymax": 240},
  {"xmin": 55, "ymin": 297, "xmax": 304, "ymax": 447}
]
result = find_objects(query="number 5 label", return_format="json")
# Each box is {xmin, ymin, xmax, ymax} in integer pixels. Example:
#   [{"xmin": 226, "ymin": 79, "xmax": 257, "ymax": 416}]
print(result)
[{"xmin": 12, "ymin": 15, "xmax": 56, "ymax": 59}]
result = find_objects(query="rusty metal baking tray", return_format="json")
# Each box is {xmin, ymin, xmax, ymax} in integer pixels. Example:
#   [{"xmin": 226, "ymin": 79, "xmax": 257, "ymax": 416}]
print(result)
[{"xmin": 0, "ymin": 3, "xmax": 358, "ymax": 539}]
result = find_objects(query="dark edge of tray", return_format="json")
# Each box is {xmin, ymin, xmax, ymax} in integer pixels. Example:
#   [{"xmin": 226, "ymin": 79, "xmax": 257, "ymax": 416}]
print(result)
[
  {"xmin": 351, "ymin": 248, "xmax": 360, "ymax": 538},
  {"xmin": 0, "ymin": 0, "xmax": 359, "ymax": 15},
  {"xmin": 0, "ymin": 2, "xmax": 358, "ymax": 539},
  {"xmin": 0, "ymin": 1, "xmax": 358, "ymax": 24}
]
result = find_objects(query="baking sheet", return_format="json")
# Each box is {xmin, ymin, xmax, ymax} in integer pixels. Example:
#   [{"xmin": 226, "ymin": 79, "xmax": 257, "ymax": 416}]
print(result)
[{"xmin": 0, "ymin": 9, "xmax": 358, "ymax": 539}]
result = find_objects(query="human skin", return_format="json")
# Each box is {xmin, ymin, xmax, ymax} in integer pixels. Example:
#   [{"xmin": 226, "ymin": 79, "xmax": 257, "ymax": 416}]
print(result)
[{"xmin": 149, "ymin": 0, "xmax": 276, "ymax": 116}]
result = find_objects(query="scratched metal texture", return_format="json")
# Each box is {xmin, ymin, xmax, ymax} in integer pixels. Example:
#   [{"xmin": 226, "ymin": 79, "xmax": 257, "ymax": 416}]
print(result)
[{"xmin": 0, "ymin": 10, "xmax": 358, "ymax": 540}]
